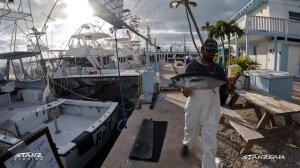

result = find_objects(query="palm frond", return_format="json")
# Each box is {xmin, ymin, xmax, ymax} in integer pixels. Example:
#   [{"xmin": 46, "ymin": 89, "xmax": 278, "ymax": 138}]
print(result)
[
  {"xmin": 188, "ymin": 1, "xmax": 197, "ymax": 7},
  {"xmin": 169, "ymin": 1, "xmax": 183, "ymax": 8}
]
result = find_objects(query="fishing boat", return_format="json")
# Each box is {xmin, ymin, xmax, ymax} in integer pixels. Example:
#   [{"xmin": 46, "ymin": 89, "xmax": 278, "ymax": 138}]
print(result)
[
  {"xmin": 0, "ymin": 93, "xmax": 118, "ymax": 168},
  {"xmin": 52, "ymin": 24, "xmax": 144, "ymax": 103},
  {"xmin": 0, "ymin": 1, "xmax": 120, "ymax": 168}
]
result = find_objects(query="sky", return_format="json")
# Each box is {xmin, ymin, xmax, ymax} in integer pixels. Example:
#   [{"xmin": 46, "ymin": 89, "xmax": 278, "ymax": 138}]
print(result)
[{"xmin": 0, "ymin": 0, "xmax": 250, "ymax": 53}]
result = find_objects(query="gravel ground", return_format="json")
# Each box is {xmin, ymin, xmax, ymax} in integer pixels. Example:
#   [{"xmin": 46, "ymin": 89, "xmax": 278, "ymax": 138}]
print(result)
[{"xmin": 216, "ymin": 98, "xmax": 300, "ymax": 168}]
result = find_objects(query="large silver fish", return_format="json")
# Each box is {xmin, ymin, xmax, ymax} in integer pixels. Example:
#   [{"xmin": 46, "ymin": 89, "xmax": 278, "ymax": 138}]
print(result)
[{"xmin": 170, "ymin": 72, "xmax": 226, "ymax": 90}]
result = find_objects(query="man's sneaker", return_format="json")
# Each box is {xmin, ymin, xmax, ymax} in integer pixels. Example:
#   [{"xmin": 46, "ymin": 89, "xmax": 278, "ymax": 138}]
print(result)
[{"xmin": 180, "ymin": 145, "xmax": 188, "ymax": 159}]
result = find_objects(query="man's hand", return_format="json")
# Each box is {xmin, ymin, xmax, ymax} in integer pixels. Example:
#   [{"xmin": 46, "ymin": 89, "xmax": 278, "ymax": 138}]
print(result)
[{"xmin": 181, "ymin": 87, "xmax": 192, "ymax": 97}]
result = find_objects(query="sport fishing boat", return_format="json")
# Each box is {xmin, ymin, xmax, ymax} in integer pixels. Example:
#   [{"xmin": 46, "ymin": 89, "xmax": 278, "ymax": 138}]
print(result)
[{"xmin": 52, "ymin": 24, "xmax": 143, "ymax": 103}]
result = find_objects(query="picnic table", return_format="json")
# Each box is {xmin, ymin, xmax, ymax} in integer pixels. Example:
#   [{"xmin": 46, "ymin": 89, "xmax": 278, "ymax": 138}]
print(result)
[{"xmin": 220, "ymin": 89, "xmax": 300, "ymax": 154}]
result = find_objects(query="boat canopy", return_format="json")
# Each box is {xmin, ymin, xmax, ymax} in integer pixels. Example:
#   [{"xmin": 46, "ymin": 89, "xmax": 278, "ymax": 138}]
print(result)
[
  {"xmin": 71, "ymin": 33, "xmax": 111, "ymax": 40},
  {"xmin": 106, "ymin": 37, "xmax": 131, "ymax": 42},
  {"xmin": 0, "ymin": 8, "xmax": 31, "ymax": 21},
  {"xmin": 0, "ymin": 51, "xmax": 40, "ymax": 60}
]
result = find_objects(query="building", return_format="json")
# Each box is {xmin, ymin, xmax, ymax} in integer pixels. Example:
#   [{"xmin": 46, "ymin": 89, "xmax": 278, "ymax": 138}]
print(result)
[{"xmin": 228, "ymin": 0, "xmax": 300, "ymax": 76}]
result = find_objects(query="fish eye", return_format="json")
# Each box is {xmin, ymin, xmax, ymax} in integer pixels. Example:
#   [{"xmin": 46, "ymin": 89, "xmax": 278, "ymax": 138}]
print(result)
[{"xmin": 176, "ymin": 78, "xmax": 179, "ymax": 81}]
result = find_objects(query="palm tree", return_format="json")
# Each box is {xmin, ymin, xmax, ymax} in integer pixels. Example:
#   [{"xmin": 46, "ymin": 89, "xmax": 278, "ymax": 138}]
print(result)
[
  {"xmin": 202, "ymin": 21, "xmax": 213, "ymax": 31},
  {"xmin": 209, "ymin": 20, "xmax": 244, "ymax": 68},
  {"xmin": 184, "ymin": 7, "xmax": 200, "ymax": 56},
  {"xmin": 170, "ymin": 0, "xmax": 204, "ymax": 57},
  {"xmin": 209, "ymin": 20, "xmax": 226, "ymax": 66},
  {"xmin": 201, "ymin": 21, "xmax": 213, "ymax": 39},
  {"xmin": 224, "ymin": 19, "xmax": 244, "ymax": 62}
]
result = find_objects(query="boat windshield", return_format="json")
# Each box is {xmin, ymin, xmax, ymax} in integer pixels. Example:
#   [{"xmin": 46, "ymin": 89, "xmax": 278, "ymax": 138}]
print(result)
[
  {"xmin": 61, "ymin": 57, "xmax": 93, "ymax": 67},
  {"xmin": 0, "ymin": 58, "xmax": 40, "ymax": 81}
]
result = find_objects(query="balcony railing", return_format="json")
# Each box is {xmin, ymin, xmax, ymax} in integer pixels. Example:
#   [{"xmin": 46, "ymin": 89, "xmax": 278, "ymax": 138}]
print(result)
[
  {"xmin": 237, "ymin": 15, "xmax": 300, "ymax": 36},
  {"xmin": 247, "ymin": 15, "xmax": 285, "ymax": 33}
]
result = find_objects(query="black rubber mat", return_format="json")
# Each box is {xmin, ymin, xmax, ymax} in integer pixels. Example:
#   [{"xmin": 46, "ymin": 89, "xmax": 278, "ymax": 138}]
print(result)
[
  {"xmin": 129, "ymin": 119, "xmax": 168, "ymax": 162},
  {"xmin": 129, "ymin": 119, "xmax": 153, "ymax": 160}
]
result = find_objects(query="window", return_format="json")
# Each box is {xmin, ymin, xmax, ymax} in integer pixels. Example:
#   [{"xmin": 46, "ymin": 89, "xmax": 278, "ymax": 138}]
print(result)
[
  {"xmin": 118, "ymin": 57, "xmax": 126, "ymax": 63},
  {"xmin": 103, "ymin": 57, "xmax": 110, "ymax": 65},
  {"xmin": 253, "ymin": 46, "xmax": 257, "ymax": 55},
  {"xmin": 127, "ymin": 56, "xmax": 133, "ymax": 60},
  {"xmin": 62, "ymin": 57, "xmax": 93, "ymax": 67},
  {"xmin": 289, "ymin": 11, "xmax": 300, "ymax": 21}
]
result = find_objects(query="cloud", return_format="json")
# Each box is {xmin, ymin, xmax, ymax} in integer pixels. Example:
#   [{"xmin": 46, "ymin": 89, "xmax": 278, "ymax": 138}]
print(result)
[
  {"xmin": 51, "ymin": 1, "xmax": 69, "ymax": 20},
  {"xmin": 224, "ymin": 0, "xmax": 242, "ymax": 6},
  {"xmin": 0, "ymin": 0, "xmax": 249, "ymax": 52},
  {"xmin": 124, "ymin": 0, "xmax": 249, "ymax": 51}
]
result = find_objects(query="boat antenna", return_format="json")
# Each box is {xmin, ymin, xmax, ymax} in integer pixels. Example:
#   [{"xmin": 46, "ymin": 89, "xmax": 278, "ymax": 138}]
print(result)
[
  {"xmin": 33, "ymin": 0, "xmax": 59, "ymax": 83},
  {"xmin": 112, "ymin": 27, "xmax": 127, "ymax": 131},
  {"xmin": 41, "ymin": 0, "xmax": 59, "ymax": 34}
]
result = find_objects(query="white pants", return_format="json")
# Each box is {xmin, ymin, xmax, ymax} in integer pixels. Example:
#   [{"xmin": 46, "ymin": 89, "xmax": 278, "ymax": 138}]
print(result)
[{"xmin": 183, "ymin": 89, "xmax": 220, "ymax": 168}]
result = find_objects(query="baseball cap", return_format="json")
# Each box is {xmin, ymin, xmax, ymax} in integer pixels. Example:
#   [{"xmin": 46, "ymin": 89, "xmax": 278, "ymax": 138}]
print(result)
[{"xmin": 203, "ymin": 38, "xmax": 218, "ymax": 48}]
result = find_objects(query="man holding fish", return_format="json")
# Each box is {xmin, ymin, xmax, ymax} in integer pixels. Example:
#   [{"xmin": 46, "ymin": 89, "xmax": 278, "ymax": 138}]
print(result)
[{"xmin": 171, "ymin": 39, "xmax": 228, "ymax": 168}]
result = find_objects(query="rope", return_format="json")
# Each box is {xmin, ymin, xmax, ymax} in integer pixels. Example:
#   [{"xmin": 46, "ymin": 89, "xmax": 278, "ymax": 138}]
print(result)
[
  {"xmin": 137, "ymin": 73, "xmax": 143, "ymax": 96},
  {"xmin": 118, "ymin": 102, "xmax": 138, "ymax": 112},
  {"xmin": 113, "ymin": 28, "xmax": 128, "ymax": 131},
  {"xmin": 51, "ymin": 79, "xmax": 98, "ymax": 101}
]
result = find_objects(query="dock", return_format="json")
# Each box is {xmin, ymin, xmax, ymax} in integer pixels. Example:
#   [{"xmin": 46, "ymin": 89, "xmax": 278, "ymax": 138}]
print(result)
[{"xmin": 102, "ymin": 64, "xmax": 202, "ymax": 168}]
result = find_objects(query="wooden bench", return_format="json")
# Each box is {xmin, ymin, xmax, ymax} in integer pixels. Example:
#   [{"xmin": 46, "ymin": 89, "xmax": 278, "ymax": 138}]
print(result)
[{"xmin": 220, "ymin": 106, "xmax": 264, "ymax": 154}]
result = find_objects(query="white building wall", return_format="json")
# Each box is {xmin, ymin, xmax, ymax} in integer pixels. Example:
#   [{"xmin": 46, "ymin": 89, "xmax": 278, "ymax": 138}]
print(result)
[
  {"xmin": 247, "ymin": 40, "xmax": 284, "ymax": 71},
  {"xmin": 269, "ymin": 0, "xmax": 300, "ymax": 19},
  {"xmin": 250, "ymin": 4, "xmax": 270, "ymax": 17},
  {"xmin": 246, "ymin": 0, "xmax": 300, "ymax": 19},
  {"xmin": 288, "ymin": 46, "xmax": 300, "ymax": 76},
  {"xmin": 265, "ymin": 41, "xmax": 282, "ymax": 70},
  {"xmin": 237, "ymin": 17, "xmax": 246, "ymax": 29},
  {"xmin": 249, "ymin": 40, "xmax": 272, "ymax": 69}
]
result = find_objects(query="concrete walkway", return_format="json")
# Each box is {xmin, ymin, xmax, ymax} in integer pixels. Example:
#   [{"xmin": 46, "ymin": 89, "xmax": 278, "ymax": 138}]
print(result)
[
  {"xmin": 102, "ymin": 64, "xmax": 202, "ymax": 168},
  {"xmin": 102, "ymin": 64, "xmax": 300, "ymax": 168}
]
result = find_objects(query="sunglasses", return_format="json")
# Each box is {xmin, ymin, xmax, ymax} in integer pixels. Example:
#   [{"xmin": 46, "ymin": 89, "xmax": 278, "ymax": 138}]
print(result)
[{"xmin": 204, "ymin": 48, "xmax": 218, "ymax": 54}]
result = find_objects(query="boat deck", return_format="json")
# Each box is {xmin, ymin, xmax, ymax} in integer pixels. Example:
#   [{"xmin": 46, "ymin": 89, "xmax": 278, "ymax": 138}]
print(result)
[
  {"xmin": 0, "ymin": 97, "xmax": 43, "ymax": 123},
  {"xmin": 102, "ymin": 64, "xmax": 202, "ymax": 167},
  {"xmin": 48, "ymin": 114, "xmax": 96, "ymax": 146},
  {"xmin": 30, "ymin": 114, "xmax": 98, "ymax": 155}
]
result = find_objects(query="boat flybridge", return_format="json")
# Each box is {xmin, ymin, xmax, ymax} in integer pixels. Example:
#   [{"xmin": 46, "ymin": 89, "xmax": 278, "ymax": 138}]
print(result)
[
  {"xmin": 52, "ymin": 24, "xmax": 144, "ymax": 103},
  {"xmin": 54, "ymin": 23, "xmax": 144, "ymax": 77}
]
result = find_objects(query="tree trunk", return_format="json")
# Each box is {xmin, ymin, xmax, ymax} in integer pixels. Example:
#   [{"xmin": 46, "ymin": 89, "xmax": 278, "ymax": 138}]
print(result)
[
  {"xmin": 228, "ymin": 35, "xmax": 231, "ymax": 64},
  {"xmin": 185, "ymin": 1, "xmax": 203, "ymax": 44},
  {"xmin": 185, "ymin": 8, "xmax": 200, "ymax": 57},
  {"xmin": 221, "ymin": 38, "xmax": 225, "ymax": 69}
]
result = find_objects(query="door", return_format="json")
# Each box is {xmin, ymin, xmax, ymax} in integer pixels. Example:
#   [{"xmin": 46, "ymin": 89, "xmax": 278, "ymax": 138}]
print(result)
[
  {"xmin": 287, "ymin": 46, "xmax": 300, "ymax": 76},
  {"xmin": 267, "ymin": 52, "xmax": 275, "ymax": 70}
]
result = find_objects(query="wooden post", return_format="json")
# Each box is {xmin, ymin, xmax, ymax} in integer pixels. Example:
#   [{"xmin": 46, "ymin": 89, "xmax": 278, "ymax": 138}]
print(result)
[
  {"xmin": 256, "ymin": 112, "xmax": 272, "ymax": 130},
  {"xmin": 254, "ymin": 106, "xmax": 262, "ymax": 120}
]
